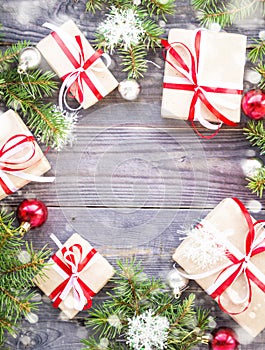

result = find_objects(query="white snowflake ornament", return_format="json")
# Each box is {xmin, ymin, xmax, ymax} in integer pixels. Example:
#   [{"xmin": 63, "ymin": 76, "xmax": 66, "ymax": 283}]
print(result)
[
  {"xmin": 180, "ymin": 220, "xmax": 230, "ymax": 270},
  {"xmin": 97, "ymin": 7, "xmax": 145, "ymax": 53},
  {"xmin": 126, "ymin": 309, "xmax": 169, "ymax": 350}
]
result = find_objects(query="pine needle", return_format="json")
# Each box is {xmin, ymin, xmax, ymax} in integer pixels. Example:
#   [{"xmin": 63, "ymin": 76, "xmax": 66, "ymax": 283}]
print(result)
[
  {"xmin": 86, "ymin": 0, "xmax": 175, "ymax": 78},
  {"xmin": 246, "ymin": 166, "xmax": 265, "ymax": 198},
  {"xmin": 244, "ymin": 120, "xmax": 265, "ymax": 155},
  {"xmin": 0, "ymin": 42, "xmax": 75, "ymax": 149},
  {"xmin": 0, "ymin": 210, "xmax": 49, "ymax": 345},
  {"xmin": 196, "ymin": 0, "xmax": 263, "ymax": 28},
  {"xmin": 82, "ymin": 259, "xmax": 210, "ymax": 350}
]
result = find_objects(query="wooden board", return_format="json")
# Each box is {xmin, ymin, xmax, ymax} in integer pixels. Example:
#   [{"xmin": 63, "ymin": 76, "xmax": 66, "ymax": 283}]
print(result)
[{"xmin": 1, "ymin": 0, "xmax": 265, "ymax": 348}]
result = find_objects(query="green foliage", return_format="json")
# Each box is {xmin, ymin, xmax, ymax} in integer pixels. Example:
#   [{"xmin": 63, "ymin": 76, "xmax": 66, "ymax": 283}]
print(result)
[
  {"xmin": 0, "ymin": 210, "xmax": 49, "ymax": 345},
  {"xmin": 118, "ymin": 45, "xmax": 148, "ymax": 79},
  {"xmin": 246, "ymin": 166, "xmax": 265, "ymax": 198},
  {"xmin": 192, "ymin": 0, "xmax": 264, "ymax": 28},
  {"xmin": 244, "ymin": 120, "xmax": 265, "ymax": 155},
  {"xmin": 86, "ymin": 0, "xmax": 175, "ymax": 79},
  {"xmin": 82, "ymin": 259, "xmax": 210, "ymax": 350},
  {"xmin": 85, "ymin": 0, "xmax": 103, "ymax": 13},
  {"xmin": 244, "ymin": 120, "xmax": 265, "ymax": 198},
  {"xmin": 0, "ymin": 40, "xmax": 75, "ymax": 149},
  {"xmin": 248, "ymin": 38, "xmax": 265, "ymax": 90}
]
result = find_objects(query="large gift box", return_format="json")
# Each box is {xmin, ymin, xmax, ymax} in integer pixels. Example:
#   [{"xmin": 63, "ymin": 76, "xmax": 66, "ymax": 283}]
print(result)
[
  {"xmin": 161, "ymin": 29, "xmax": 246, "ymax": 127},
  {"xmin": 37, "ymin": 20, "xmax": 119, "ymax": 110},
  {"xmin": 173, "ymin": 198, "xmax": 265, "ymax": 337},
  {"xmin": 0, "ymin": 109, "xmax": 52, "ymax": 200},
  {"xmin": 34, "ymin": 233, "xmax": 115, "ymax": 319}
]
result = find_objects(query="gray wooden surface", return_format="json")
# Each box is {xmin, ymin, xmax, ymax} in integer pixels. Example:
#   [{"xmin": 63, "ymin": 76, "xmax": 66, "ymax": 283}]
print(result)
[{"xmin": 1, "ymin": 0, "xmax": 265, "ymax": 349}]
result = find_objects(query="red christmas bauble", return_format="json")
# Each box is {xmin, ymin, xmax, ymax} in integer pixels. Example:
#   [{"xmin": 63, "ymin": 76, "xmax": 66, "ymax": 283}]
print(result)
[
  {"xmin": 241, "ymin": 89, "xmax": 265, "ymax": 120},
  {"xmin": 209, "ymin": 328, "xmax": 239, "ymax": 350},
  {"xmin": 17, "ymin": 199, "xmax": 48, "ymax": 228}
]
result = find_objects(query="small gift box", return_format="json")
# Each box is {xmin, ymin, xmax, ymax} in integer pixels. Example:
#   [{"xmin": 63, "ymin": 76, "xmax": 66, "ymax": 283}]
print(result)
[
  {"xmin": 37, "ymin": 20, "xmax": 119, "ymax": 110},
  {"xmin": 161, "ymin": 29, "xmax": 246, "ymax": 128},
  {"xmin": 34, "ymin": 233, "xmax": 115, "ymax": 319},
  {"xmin": 0, "ymin": 109, "xmax": 53, "ymax": 200},
  {"xmin": 173, "ymin": 198, "xmax": 265, "ymax": 337}
]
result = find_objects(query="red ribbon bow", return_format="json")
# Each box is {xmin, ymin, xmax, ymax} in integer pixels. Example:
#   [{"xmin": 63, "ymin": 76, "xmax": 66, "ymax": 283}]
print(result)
[
  {"xmin": 0, "ymin": 134, "xmax": 36, "ymax": 194},
  {"xmin": 209, "ymin": 197, "xmax": 265, "ymax": 314},
  {"xmin": 51, "ymin": 30, "xmax": 104, "ymax": 108},
  {"xmin": 50, "ymin": 243, "xmax": 97, "ymax": 310},
  {"xmin": 161, "ymin": 30, "xmax": 243, "ymax": 135}
]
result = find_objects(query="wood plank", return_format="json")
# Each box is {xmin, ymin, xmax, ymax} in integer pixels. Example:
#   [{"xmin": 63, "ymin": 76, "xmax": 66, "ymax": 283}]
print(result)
[
  {"xmin": 2, "ymin": 127, "xmax": 260, "ymax": 209},
  {"xmin": 4, "ymin": 206, "xmax": 265, "ymax": 349}
]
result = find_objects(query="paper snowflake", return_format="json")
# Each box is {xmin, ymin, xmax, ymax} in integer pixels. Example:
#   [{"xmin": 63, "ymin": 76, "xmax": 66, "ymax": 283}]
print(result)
[
  {"xmin": 126, "ymin": 309, "xmax": 169, "ymax": 350},
  {"xmin": 180, "ymin": 221, "xmax": 229, "ymax": 270},
  {"xmin": 97, "ymin": 6, "xmax": 145, "ymax": 53}
]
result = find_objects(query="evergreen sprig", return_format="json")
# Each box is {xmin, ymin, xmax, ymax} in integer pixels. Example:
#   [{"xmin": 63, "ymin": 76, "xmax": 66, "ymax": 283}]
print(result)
[
  {"xmin": 85, "ymin": 0, "xmax": 175, "ymax": 78},
  {"xmin": 192, "ymin": 0, "xmax": 264, "ymax": 28},
  {"xmin": 0, "ymin": 40, "xmax": 75, "ymax": 149},
  {"xmin": 248, "ymin": 38, "xmax": 265, "ymax": 89},
  {"xmin": 246, "ymin": 166, "xmax": 265, "ymax": 198},
  {"xmin": 244, "ymin": 120, "xmax": 265, "ymax": 155},
  {"xmin": 244, "ymin": 120, "xmax": 265, "ymax": 198},
  {"xmin": 0, "ymin": 210, "xmax": 49, "ymax": 345},
  {"xmin": 82, "ymin": 259, "xmax": 210, "ymax": 350},
  {"xmin": 118, "ymin": 45, "xmax": 148, "ymax": 79}
]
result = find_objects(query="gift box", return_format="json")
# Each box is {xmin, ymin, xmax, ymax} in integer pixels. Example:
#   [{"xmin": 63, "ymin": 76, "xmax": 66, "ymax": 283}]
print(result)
[
  {"xmin": 0, "ymin": 109, "xmax": 52, "ymax": 200},
  {"xmin": 173, "ymin": 198, "xmax": 265, "ymax": 337},
  {"xmin": 34, "ymin": 233, "xmax": 115, "ymax": 319},
  {"xmin": 161, "ymin": 29, "xmax": 246, "ymax": 127},
  {"xmin": 37, "ymin": 20, "xmax": 119, "ymax": 110}
]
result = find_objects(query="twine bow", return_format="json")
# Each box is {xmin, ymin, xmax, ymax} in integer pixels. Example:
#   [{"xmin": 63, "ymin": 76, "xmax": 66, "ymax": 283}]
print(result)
[
  {"xmin": 0, "ymin": 134, "xmax": 54, "ymax": 195},
  {"xmin": 43, "ymin": 23, "xmax": 111, "ymax": 111},
  {"xmin": 49, "ymin": 234, "xmax": 97, "ymax": 311},
  {"xmin": 162, "ymin": 30, "xmax": 243, "ymax": 137}
]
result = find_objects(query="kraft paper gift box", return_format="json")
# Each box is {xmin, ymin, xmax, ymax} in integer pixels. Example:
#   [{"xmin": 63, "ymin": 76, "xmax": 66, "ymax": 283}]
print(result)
[
  {"xmin": 161, "ymin": 29, "xmax": 246, "ymax": 126},
  {"xmin": 0, "ymin": 109, "xmax": 52, "ymax": 200},
  {"xmin": 173, "ymin": 198, "xmax": 265, "ymax": 337},
  {"xmin": 37, "ymin": 20, "xmax": 119, "ymax": 110},
  {"xmin": 34, "ymin": 233, "xmax": 115, "ymax": 319}
]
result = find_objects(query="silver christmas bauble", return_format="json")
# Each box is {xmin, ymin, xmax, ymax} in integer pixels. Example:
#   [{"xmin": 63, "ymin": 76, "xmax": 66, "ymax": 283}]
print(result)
[
  {"xmin": 118, "ymin": 79, "xmax": 141, "ymax": 101},
  {"xmin": 17, "ymin": 47, "xmax": 41, "ymax": 73},
  {"xmin": 166, "ymin": 268, "xmax": 189, "ymax": 298}
]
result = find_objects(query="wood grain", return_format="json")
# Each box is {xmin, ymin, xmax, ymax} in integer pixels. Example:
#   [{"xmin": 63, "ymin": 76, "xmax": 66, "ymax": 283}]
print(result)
[{"xmin": 0, "ymin": 0, "xmax": 265, "ymax": 349}]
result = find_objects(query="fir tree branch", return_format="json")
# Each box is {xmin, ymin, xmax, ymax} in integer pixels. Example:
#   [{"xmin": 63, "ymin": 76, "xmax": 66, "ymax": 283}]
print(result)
[
  {"xmin": 248, "ymin": 38, "xmax": 265, "ymax": 63},
  {"xmin": 1, "ymin": 88, "xmax": 74, "ymax": 149},
  {"xmin": 191, "ymin": 0, "xmax": 217, "ymax": 10},
  {"xmin": 0, "ymin": 41, "xmax": 75, "ymax": 149},
  {"xmin": 244, "ymin": 120, "xmax": 265, "ymax": 155},
  {"xmin": 256, "ymin": 63, "xmax": 265, "ymax": 89},
  {"xmin": 246, "ymin": 166, "xmax": 265, "ymax": 198},
  {"xmin": 82, "ymin": 259, "xmax": 210, "ymax": 350},
  {"xmin": 86, "ymin": 0, "xmax": 175, "ymax": 78},
  {"xmin": 0, "ymin": 286, "xmax": 31, "ymax": 315},
  {"xmin": 195, "ymin": 0, "xmax": 264, "ymax": 28},
  {"xmin": 0, "ymin": 41, "xmax": 30, "ymax": 67},
  {"xmin": 85, "ymin": 0, "xmax": 104, "ymax": 13},
  {"xmin": 119, "ymin": 45, "xmax": 148, "ymax": 79},
  {"xmin": 142, "ymin": 0, "xmax": 175, "ymax": 19},
  {"xmin": 142, "ymin": 19, "xmax": 164, "ymax": 50},
  {"xmin": 0, "ymin": 210, "xmax": 50, "ymax": 345}
]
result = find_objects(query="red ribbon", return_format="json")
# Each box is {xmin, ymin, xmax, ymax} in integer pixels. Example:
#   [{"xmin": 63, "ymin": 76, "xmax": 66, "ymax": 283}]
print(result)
[
  {"xmin": 161, "ymin": 30, "xmax": 242, "ymax": 132},
  {"xmin": 51, "ymin": 31, "xmax": 104, "ymax": 104},
  {"xmin": 0, "ymin": 134, "xmax": 36, "ymax": 194},
  {"xmin": 49, "ymin": 243, "xmax": 97, "ymax": 310},
  {"xmin": 209, "ymin": 197, "xmax": 265, "ymax": 314}
]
